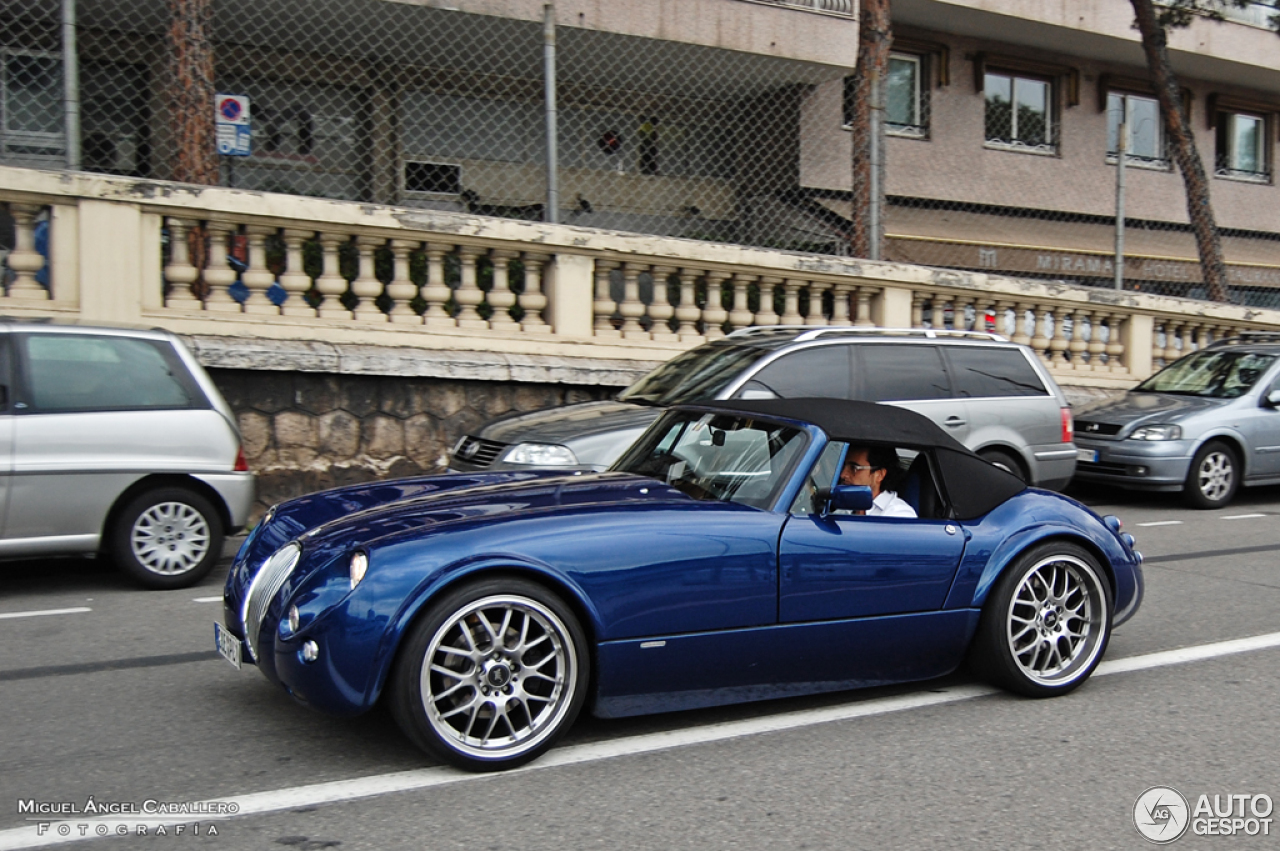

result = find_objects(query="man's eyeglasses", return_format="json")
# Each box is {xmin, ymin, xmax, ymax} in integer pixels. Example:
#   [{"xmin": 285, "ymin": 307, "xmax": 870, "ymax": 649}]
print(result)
[{"xmin": 845, "ymin": 464, "xmax": 882, "ymax": 472}]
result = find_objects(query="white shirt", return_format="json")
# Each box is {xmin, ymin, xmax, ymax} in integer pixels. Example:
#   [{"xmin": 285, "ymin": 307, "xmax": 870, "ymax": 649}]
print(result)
[{"xmin": 868, "ymin": 490, "xmax": 917, "ymax": 518}]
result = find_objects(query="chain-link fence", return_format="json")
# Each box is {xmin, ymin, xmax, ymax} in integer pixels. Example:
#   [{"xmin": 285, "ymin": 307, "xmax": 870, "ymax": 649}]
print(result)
[{"xmin": 4, "ymin": 0, "xmax": 1279, "ymax": 309}]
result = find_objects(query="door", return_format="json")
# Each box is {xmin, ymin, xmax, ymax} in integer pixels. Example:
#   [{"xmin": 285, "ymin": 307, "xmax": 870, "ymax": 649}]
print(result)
[
  {"xmin": 779, "ymin": 512, "xmax": 967, "ymax": 621},
  {"xmin": 1242, "ymin": 368, "xmax": 1280, "ymax": 479},
  {"xmin": 0, "ymin": 336, "xmax": 12, "ymax": 538}
]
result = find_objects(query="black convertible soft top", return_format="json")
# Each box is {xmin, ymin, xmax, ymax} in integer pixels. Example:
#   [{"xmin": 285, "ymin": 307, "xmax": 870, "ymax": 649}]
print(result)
[{"xmin": 687, "ymin": 397, "xmax": 1027, "ymax": 519}]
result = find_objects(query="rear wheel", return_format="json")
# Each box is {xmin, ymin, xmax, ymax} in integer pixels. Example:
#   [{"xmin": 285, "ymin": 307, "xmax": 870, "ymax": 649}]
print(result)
[
  {"xmin": 110, "ymin": 487, "xmax": 224, "ymax": 590},
  {"xmin": 1183, "ymin": 440, "xmax": 1238, "ymax": 509},
  {"xmin": 389, "ymin": 577, "xmax": 589, "ymax": 771},
  {"xmin": 980, "ymin": 448, "xmax": 1026, "ymax": 482},
  {"xmin": 968, "ymin": 542, "xmax": 1111, "ymax": 698}
]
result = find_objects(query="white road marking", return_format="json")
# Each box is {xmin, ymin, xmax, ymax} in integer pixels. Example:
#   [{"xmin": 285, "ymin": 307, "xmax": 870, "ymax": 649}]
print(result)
[
  {"xmin": 191, "ymin": 596, "xmax": 222, "ymax": 604},
  {"xmin": 4, "ymin": 629, "xmax": 1280, "ymax": 850},
  {"xmin": 1222, "ymin": 513, "xmax": 1267, "ymax": 520},
  {"xmin": 1136, "ymin": 520, "xmax": 1182, "ymax": 527},
  {"xmin": 0, "ymin": 607, "xmax": 91, "ymax": 621}
]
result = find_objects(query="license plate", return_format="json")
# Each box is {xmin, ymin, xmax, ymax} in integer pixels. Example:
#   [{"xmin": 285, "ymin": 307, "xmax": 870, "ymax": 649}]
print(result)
[
  {"xmin": 214, "ymin": 621, "xmax": 242, "ymax": 670},
  {"xmin": 1077, "ymin": 448, "xmax": 1098, "ymax": 463}
]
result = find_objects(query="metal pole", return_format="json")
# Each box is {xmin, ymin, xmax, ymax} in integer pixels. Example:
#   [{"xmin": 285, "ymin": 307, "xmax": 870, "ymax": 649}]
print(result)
[
  {"xmin": 867, "ymin": 65, "xmax": 882, "ymax": 261},
  {"xmin": 542, "ymin": 3, "xmax": 559, "ymax": 224},
  {"xmin": 61, "ymin": 0, "xmax": 81, "ymax": 170},
  {"xmin": 1114, "ymin": 121, "xmax": 1126, "ymax": 290}
]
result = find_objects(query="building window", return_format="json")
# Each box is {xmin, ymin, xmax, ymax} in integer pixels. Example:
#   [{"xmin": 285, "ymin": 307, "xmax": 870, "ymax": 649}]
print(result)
[
  {"xmin": 843, "ymin": 53, "xmax": 929, "ymax": 138},
  {"xmin": 984, "ymin": 71, "xmax": 1054, "ymax": 154},
  {"xmin": 1107, "ymin": 92, "xmax": 1167, "ymax": 167},
  {"xmin": 886, "ymin": 54, "xmax": 927, "ymax": 137},
  {"xmin": 1, "ymin": 50, "xmax": 65, "ymax": 160},
  {"xmin": 1216, "ymin": 111, "xmax": 1269, "ymax": 182}
]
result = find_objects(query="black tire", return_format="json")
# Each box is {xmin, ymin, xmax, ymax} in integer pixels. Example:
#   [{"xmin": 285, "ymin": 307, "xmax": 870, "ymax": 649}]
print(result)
[
  {"xmin": 980, "ymin": 448, "xmax": 1027, "ymax": 482},
  {"xmin": 389, "ymin": 576, "xmax": 589, "ymax": 771},
  {"xmin": 967, "ymin": 541, "xmax": 1112, "ymax": 698},
  {"xmin": 110, "ymin": 487, "xmax": 224, "ymax": 590},
  {"xmin": 1183, "ymin": 440, "xmax": 1239, "ymax": 509}
]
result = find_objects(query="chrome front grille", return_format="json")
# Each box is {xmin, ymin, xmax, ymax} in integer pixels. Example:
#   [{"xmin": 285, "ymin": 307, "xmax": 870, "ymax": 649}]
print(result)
[
  {"xmin": 1075, "ymin": 420, "xmax": 1122, "ymax": 437},
  {"xmin": 453, "ymin": 436, "xmax": 506, "ymax": 467},
  {"xmin": 242, "ymin": 543, "xmax": 301, "ymax": 663}
]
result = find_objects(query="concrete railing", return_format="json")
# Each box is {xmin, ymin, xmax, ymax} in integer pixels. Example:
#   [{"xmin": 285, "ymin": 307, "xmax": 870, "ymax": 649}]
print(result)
[{"xmin": 4, "ymin": 165, "xmax": 1280, "ymax": 389}]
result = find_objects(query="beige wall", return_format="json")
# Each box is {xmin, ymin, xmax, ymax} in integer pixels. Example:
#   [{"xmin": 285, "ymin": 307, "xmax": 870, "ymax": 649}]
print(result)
[
  {"xmin": 800, "ymin": 28, "xmax": 1280, "ymax": 236},
  {"xmin": 406, "ymin": 0, "xmax": 860, "ymax": 67}
]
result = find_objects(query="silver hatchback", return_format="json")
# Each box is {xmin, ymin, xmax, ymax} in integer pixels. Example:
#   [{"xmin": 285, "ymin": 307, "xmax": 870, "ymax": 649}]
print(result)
[
  {"xmin": 0, "ymin": 321, "xmax": 254, "ymax": 588},
  {"xmin": 1074, "ymin": 335, "xmax": 1280, "ymax": 508},
  {"xmin": 451, "ymin": 328, "xmax": 1077, "ymax": 489}
]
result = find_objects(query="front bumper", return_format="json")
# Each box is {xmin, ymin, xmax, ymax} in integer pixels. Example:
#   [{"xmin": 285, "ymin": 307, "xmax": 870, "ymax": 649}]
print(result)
[{"xmin": 1073, "ymin": 437, "xmax": 1194, "ymax": 491}]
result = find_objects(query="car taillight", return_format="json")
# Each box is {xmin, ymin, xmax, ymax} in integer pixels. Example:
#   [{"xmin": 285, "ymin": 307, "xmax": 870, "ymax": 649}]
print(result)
[
  {"xmin": 234, "ymin": 446, "xmax": 249, "ymax": 472},
  {"xmin": 1061, "ymin": 407, "xmax": 1074, "ymax": 443}
]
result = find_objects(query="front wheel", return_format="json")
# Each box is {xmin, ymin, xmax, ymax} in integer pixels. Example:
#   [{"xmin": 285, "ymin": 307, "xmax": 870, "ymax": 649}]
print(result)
[
  {"xmin": 389, "ymin": 577, "xmax": 589, "ymax": 771},
  {"xmin": 110, "ymin": 487, "xmax": 224, "ymax": 590},
  {"xmin": 1184, "ymin": 440, "xmax": 1238, "ymax": 509},
  {"xmin": 968, "ymin": 542, "xmax": 1112, "ymax": 698}
]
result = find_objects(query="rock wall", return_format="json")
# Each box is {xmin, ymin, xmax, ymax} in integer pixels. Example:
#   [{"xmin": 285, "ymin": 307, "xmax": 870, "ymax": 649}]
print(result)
[{"xmin": 208, "ymin": 369, "xmax": 615, "ymax": 518}]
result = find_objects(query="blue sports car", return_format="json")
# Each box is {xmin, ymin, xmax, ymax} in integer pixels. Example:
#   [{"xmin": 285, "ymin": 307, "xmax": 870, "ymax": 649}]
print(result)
[{"xmin": 217, "ymin": 398, "xmax": 1143, "ymax": 771}]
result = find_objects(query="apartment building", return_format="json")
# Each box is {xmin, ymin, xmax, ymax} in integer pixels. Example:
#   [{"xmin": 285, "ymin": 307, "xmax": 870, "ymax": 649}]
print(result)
[{"xmin": 2, "ymin": 0, "xmax": 1278, "ymax": 304}]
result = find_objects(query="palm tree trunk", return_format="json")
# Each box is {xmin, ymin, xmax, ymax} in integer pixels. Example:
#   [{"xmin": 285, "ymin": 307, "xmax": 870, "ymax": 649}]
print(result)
[
  {"xmin": 850, "ymin": 0, "xmax": 892, "ymax": 260},
  {"xmin": 166, "ymin": 0, "xmax": 218, "ymax": 186},
  {"xmin": 1129, "ymin": 0, "xmax": 1230, "ymax": 301}
]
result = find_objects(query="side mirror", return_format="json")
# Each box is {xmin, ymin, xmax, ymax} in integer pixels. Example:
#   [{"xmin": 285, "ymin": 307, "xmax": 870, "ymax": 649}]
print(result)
[
  {"xmin": 1265, "ymin": 389, "xmax": 1280, "ymax": 408},
  {"xmin": 824, "ymin": 485, "xmax": 875, "ymax": 514}
]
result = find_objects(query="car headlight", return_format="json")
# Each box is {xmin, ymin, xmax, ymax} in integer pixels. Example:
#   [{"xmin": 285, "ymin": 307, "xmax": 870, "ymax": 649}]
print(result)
[
  {"xmin": 1129, "ymin": 424, "xmax": 1182, "ymax": 441},
  {"xmin": 504, "ymin": 443, "xmax": 578, "ymax": 466},
  {"xmin": 349, "ymin": 551, "xmax": 368, "ymax": 590}
]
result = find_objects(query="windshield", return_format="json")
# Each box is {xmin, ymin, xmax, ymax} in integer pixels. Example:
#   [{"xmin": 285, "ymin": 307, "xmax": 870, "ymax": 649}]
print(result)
[
  {"xmin": 618, "ymin": 342, "xmax": 766, "ymax": 405},
  {"xmin": 612, "ymin": 410, "xmax": 809, "ymax": 509},
  {"xmin": 1136, "ymin": 350, "xmax": 1277, "ymax": 399}
]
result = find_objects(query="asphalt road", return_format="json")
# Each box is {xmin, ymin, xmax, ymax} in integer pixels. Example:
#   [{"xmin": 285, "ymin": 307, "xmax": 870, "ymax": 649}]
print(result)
[{"xmin": 2, "ymin": 483, "xmax": 1280, "ymax": 850}]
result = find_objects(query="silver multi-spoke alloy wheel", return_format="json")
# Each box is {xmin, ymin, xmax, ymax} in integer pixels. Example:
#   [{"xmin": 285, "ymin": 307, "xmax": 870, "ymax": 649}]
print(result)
[
  {"xmin": 1005, "ymin": 554, "xmax": 1106, "ymax": 687},
  {"xmin": 111, "ymin": 487, "xmax": 224, "ymax": 589},
  {"xmin": 1193, "ymin": 449, "xmax": 1234, "ymax": 503},
  {"xmin": 131, "ymin": 500, "xmax": 213, "ymax": 576},
  {"xmin": 419, "ymin": 593, "xmax": 579, "ymax": 763}
]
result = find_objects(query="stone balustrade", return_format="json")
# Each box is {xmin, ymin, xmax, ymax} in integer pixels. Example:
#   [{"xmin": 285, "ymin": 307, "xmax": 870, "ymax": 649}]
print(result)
[{"xmin": 5, "ymin": 164, "xmax": 1280, "ymax": 390}]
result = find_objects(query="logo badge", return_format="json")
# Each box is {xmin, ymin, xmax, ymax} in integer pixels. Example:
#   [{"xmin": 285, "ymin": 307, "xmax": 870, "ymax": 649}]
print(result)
[{"xmin": 1135, "ymin": 786, "xmax": 1190, "ymax": 844}]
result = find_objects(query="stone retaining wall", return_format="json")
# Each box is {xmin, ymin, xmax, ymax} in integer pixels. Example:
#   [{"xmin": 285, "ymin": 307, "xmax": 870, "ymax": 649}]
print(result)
[{"xmin": 209, "ymin": 369, "xmax": 616, "ymax": 518}]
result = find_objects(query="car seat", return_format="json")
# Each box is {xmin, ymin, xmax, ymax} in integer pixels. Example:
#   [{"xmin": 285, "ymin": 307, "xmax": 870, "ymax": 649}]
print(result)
[{"xmin": 899, "ymin": 454, "xmax": 942, "ymax": 519}]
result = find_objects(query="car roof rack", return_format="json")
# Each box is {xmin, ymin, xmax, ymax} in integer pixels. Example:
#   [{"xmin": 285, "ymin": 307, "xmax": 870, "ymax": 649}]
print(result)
[
  {"xmin": 726, "ymin": 325, "xmax": 1009, "ymax": 343},
  {"xmin": 1206, "ymin": 331, "xmax": 1280, "ymax": 348}
]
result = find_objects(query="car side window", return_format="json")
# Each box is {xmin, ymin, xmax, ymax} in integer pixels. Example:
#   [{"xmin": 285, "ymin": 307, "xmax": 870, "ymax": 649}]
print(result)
[
  {"xmin": 789, "ymin": 441, "xmax": 846, "ymax": 516},
  {"xmin": 734, "ymin": 345, "xmax": 853, "ymax": 400},
  {"xmin": 946, "ymin": 347, "xmax": 1048, "ymax": 398},
  {"xmin": 858, "ymin": 345, "xmax": 951, "ymax": 401},
  {"xmin": 0, "ymin": 337, "xmax": 9, "ymax": 412},
  {"xmin": 19, "ymin": 334, "xmax": 199, "ymax": 413}
]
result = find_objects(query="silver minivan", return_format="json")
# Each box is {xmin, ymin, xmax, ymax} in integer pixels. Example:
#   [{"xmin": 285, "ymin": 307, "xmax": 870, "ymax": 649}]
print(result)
[
  {"xmin": 451, "ymin": 328, "xmax": 1077, "ymax": 489},
  {"xmin": 0, "ymin": 321, "xmax": 254, "ymax": 588}
]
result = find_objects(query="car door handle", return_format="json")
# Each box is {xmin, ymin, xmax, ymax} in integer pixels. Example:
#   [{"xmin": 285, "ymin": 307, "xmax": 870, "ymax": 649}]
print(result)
[{"xmin": 944, "ymin": 416, "xmax": 966, "ymax": 427}]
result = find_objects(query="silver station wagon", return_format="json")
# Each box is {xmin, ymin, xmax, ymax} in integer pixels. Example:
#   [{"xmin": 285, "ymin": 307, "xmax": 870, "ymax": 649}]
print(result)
[
  {"xmin": 0, "ymin": 321, "xmax": 254, "ymax": 588},
  {"xmin": 451, "ymin": 328, "xmax": 1078, "ymax": 490}
]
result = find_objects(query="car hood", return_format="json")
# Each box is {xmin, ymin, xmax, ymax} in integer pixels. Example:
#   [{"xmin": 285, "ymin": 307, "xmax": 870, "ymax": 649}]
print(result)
[
  {"xmin": 1076, "ymin": 392, "xmax": 1227, "ymax": 428},
  {"xmin": 253, "ymin": 471, "xmax": 694, "ymax": 558},
  {"xmin": 477, "ymin": 400, "xmax": 662, "ymax": 445}
]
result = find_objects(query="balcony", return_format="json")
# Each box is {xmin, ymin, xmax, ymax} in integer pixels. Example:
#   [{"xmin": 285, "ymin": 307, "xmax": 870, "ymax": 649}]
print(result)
[{"xmin": 740, "ymin": 0, "xmax": 855, "ymax": 16}]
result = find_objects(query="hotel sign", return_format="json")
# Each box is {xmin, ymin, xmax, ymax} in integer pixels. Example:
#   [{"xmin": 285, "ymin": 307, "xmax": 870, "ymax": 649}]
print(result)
[{"xmin": 888, "ymin": 239, "xmax": 1280, "ymax": 289}]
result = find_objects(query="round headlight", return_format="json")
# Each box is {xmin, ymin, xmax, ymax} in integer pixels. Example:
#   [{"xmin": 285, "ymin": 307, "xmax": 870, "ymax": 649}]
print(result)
[{"xmin": 350, "ymin": 551, "xmax": 368, "ymax": 590}]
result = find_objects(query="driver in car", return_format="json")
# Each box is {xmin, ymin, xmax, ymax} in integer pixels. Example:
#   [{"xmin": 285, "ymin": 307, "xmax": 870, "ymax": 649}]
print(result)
[{"xmin": 839, "ymin": 446, "xmax": 917, "ymax": 518}]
